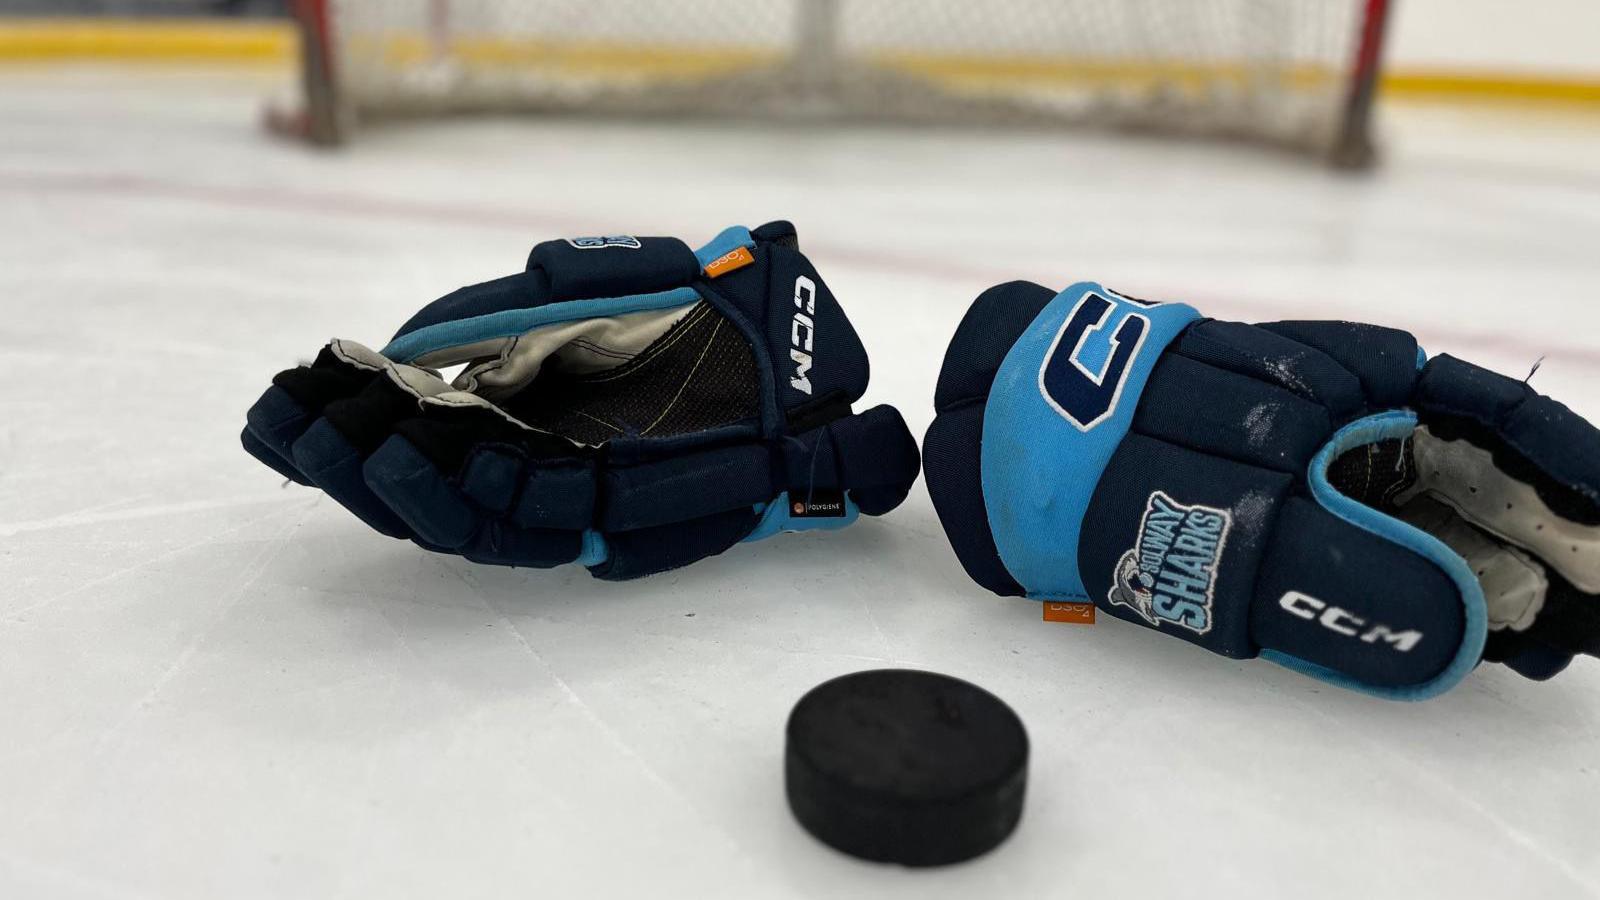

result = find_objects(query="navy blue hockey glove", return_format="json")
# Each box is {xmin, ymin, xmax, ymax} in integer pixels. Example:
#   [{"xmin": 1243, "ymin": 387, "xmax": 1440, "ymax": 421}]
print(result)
[
  {"xmin": 925, "ymin": 281, "xmax": 1600, "ymax": 699},
  {"xmin": 242, "ymin": 222, "xmax": 920, "ymax": 580}
]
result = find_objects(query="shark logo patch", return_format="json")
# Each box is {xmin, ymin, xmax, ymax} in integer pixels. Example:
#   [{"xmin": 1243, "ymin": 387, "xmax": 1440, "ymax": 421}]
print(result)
[{"xmin": 1107, "ymin": 491, "xmax": 1232, "ymax": 635}]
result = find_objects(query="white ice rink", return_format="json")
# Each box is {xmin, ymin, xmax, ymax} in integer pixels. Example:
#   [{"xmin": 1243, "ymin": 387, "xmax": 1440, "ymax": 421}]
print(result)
[{"xmin": 2, "ymin": 67, "xmax": 1599, "ymax": 899}]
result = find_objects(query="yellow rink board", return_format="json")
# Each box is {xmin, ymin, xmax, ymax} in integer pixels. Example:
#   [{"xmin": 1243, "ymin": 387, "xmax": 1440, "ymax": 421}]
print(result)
[{"xmin": 2, "ymin": 18, "xmax": 1598, "ymax": 108}]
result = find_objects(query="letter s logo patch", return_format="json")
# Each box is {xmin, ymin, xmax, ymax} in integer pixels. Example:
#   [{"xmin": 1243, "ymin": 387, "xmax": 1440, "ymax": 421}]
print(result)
[{"xmin": 1038, "ymin": 291, "xmax": 1155, "ymax": 431}]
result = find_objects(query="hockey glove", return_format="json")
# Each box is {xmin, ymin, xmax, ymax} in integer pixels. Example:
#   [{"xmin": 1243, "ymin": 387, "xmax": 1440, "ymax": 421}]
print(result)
[
  {"xmin": 242, "ymin": 222, "xmax": 920, "ymax": 580},
  {"xmin": 924, "ymin": 280, "xmax": 1599, "ymax": 699}
]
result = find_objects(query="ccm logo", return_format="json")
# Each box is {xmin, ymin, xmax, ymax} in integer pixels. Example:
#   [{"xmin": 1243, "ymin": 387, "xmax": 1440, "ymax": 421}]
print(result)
[
  {"xmin": 790, "ymin": 275, "xmax": 816, "ymax": 395},
  {"xmin": 1278, "ymin": 591, "xmax": 1423, "ymax": 652}
]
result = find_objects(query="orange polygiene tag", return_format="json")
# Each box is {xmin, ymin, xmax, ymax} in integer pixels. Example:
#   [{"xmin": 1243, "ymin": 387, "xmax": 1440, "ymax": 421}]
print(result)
[
  {"xmin": 703, "ymin": 246, "xmax": 755, "ymax": 278},
  {"xmin": 1043, "ymin": 601, "xmax": 1096, "ymax": 625}
]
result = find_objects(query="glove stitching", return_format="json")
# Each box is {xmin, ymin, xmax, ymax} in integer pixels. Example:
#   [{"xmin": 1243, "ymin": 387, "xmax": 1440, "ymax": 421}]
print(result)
[
  {"xmin": 641, "ymin": 318, "xmax": 724, "ymax": 436},
  {"xmin": 572, "ymin": 409, "xmax": 626, "ymax": 435},
  {"xmin": 458, "ymin": 332, "xmax": 524, "ymax": 391},
  {"xmin": 564, "ymin": 338, "xmax": 636, "ymax": 362},
  {"xmin": 935, "ymin": 396, "xmax": 988, "ymax": 413},
  {"xmin": 583, "ymin": 304, "xmax": 713, "ymax": 385},
  {"xmin": 328, "ymin": 339, "xmax": 384, "ymax": 372},
  {"xmin": 1034, "ymin": 592, "xmax": 1091, "ymax": 602},
  {"xmin": 805, "ymin": 433, "xmax": 825, "ymax": 505},
  {"xmin": 1360, "ymin": 442, "xmax": 1377, "ymax": 502}
]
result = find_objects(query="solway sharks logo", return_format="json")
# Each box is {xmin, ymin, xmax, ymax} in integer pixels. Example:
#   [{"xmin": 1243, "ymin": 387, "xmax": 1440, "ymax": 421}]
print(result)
[{"xmin": 1108, "ymin": 491, "xmax": 1232, "ymax": 635}]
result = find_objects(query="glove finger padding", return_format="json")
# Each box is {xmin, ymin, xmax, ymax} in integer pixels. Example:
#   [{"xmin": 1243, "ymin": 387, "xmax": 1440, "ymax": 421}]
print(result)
[
  {"xmin": 1407, "ymin": 355, "xmax": 1600, "ymax": 677},
  {"xmin": 242, "ymin": 222, "xmax": 920, "ymax": 580},
  {"xmin": 241, "ymin": 340, "xmax": 387, "ymax": 488},
  {"xmin": 926, "ymin": 281, "xmax": 1599, "ymax": 699}
]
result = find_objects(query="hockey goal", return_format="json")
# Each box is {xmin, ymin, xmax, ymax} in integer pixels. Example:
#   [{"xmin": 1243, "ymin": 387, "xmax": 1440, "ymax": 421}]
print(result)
[{"xmin": 273, "ymin": 0, "xmax": 1392, "ymax": 166}]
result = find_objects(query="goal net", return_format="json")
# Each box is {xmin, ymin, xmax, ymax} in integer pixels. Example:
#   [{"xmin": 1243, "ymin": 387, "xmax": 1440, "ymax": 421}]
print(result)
[{"xmin": 279, "ymin": 0, "xmax": 1392, "ymax": 166}]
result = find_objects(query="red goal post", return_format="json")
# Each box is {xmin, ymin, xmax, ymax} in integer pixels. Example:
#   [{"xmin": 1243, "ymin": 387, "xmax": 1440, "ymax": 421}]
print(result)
[{"xmin": 270, "ymin": 0, "xmax": 1393, "ymax": 167}]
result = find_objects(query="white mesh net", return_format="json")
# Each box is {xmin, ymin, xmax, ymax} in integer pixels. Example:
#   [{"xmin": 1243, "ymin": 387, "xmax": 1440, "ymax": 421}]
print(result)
[{"xmin": 312, "ymin": 0, "xmax": 1380, "ymax": 156}]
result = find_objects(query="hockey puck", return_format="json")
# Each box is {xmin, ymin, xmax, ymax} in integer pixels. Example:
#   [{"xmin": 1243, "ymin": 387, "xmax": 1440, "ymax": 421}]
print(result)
[{"xmin": 784, "ymin": 669, "xmax": 1028, "ymax": 866}]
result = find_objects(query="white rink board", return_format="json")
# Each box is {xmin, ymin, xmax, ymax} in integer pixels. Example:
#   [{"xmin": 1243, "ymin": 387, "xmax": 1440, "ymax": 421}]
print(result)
[{"xmin": 1, "ymin": 67, "xmax": 1598, "ymax": 900}]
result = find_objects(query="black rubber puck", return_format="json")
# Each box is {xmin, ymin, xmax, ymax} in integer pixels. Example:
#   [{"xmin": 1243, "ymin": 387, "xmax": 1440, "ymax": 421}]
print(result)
[{"xmin": 784, "ymin": 669, "xmax": 1028, "ymax": 867}]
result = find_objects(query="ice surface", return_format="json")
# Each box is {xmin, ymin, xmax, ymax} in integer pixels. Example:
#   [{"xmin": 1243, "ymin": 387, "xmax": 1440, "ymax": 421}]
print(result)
[{"xmin": 1, "ymin": 67, "xmax": 1598, "ymax": 899}]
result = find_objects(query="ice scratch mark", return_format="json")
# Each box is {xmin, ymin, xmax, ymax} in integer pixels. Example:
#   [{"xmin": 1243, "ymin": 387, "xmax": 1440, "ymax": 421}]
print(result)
[
  {"xmin": 0, "ymin": 493, "xmax": 308, "ymax": 538},
  {"xmin": 0, "ymin": 846, "xmax": 161, "ymax": 900},
  {"xmin": 856, "ymin": 588, "xmax": 898, "ymax": 664},
  {"xmin": 1285, "ymin": 689, "xmax": 1600, "ymax": 896},
  {"xmin": 1, "ymin": 498, "xmax": 314, "ymax": 622},
  {"xmin": 7, "ymin": 504, "xmax": 311, "ymax": 844},
  {"xmin": 84, "ymin": 501, "xmax": 308, "ymax": 760},
  {"xmin": 483, "ymin": 597, "xmax": 761, "ymax": 873}
]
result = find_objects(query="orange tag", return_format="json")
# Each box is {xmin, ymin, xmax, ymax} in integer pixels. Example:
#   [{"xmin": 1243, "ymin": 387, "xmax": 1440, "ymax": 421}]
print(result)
[
  {"xmin": 703, "ymin": 246, "xmax": 755, "ymax": 278},
  {"xmin": 1043, "ymin": 602, "xmax": 1096, "ymax": 625}
]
